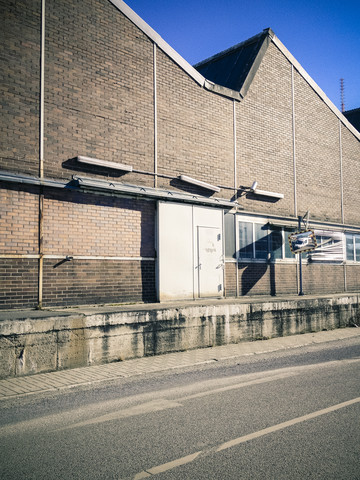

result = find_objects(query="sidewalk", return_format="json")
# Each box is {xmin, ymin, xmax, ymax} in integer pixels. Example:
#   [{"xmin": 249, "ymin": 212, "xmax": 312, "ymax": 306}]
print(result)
[{"xmin": 1, "ymin": 327, "xmax": 359, "ymax": 400}]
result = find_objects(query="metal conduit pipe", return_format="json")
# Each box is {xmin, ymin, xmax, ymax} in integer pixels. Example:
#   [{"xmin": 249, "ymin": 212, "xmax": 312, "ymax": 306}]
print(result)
[{"xmin": 38, "ymin": 0, "xmax": 45, "ymax": 309}]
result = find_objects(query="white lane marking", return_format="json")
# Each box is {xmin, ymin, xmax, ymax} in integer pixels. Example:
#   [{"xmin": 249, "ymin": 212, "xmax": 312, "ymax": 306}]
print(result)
[
  {"xmin": 177, "ymin": 372, "xmax": 294, "ymax": 402},
  {"xmin": 126, "ymin": 397, "xmax": 360, "ymax": 479},
  {"xmin": 57, "ymin": 360, "xmax": 360, "ymax": 431},
  {"xmin": 55, "ymin": 399, "xmax": 183, "ymax": 431},
  {"xmin": 58, "ymin": 372, "xmax": 293, "ymax": 431}
]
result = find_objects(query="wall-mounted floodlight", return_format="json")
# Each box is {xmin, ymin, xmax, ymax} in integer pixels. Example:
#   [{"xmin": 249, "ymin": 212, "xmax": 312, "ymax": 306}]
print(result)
[
  {"xmin": 250, "ymin": 180, "xmax": 258, "ymax": 192},
  {"xmin": 249, "ymin": 180, "xmax": 283, "ymax": 199},
  {"xmin": 253, "ymin": 189, "xmax": 284, "ymax": 199},
  {"xmin": 179, "ymin": 174, "xmax": 221, "ymax": 193},
  {"xmin": 76, "ymin": 156, "xmax": 133, "ymax": 172}
]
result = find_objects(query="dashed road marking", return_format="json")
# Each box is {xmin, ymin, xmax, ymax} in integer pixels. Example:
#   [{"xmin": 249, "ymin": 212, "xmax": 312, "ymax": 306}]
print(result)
[{"xmin": 126, "ymin": 397, "xmax": 360, "ymax": 479}]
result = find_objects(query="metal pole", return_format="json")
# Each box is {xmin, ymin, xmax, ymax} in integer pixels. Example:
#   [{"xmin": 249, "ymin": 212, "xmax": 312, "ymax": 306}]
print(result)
[{"xmin": 298, "ymin": 215, "xmax": 304, "ymax": 296}]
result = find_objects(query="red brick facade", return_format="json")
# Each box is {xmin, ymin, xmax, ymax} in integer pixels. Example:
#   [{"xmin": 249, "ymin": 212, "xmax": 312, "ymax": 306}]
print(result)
[{"xmin": 1, "ymin": 0, "xmax": 359, "ymax": 308}]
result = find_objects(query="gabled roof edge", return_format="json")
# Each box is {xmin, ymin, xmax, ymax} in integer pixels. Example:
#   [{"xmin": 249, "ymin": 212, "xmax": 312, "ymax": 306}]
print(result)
[
  {"xmin": 193, "ymin": 29, "xmax": 271, "ymax": 69},
  {"xmin": 109, "ymin": 0, "xmax": 241, "ymax": 101},
  {"xmin": 271, "ymin": 35, "xmax": 360, "ymax": 141},
  {"xmin": 109, "ymin": 0, "xmax": 206, "ymax": 86},
  {"xmin": 239, "ymin": 28, "xmax": 273, "ymax": 98},
  {"xmin": 108, "ymin": 1, "xmax": 359, "ymax": 137}
]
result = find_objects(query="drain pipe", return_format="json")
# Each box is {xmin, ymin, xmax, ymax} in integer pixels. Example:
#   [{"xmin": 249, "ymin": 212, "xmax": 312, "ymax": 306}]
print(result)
[
  {"xmin": 153, "ymin": 43, "xmax": 158, "ymax": 188},
  {"xmin": 233, "ymin": 100, "xmax": 239, "ymax": 297},
  {"xmin": 38, "ymin": 0, "xmax": 45, "ymax": 309},
  {"xmin": 291, "ymin": 65, "xmax": 297, "ymax": 217},
  {"xmin": 339, "ymin": 119, "xmax": 347, "ymax": 292}
]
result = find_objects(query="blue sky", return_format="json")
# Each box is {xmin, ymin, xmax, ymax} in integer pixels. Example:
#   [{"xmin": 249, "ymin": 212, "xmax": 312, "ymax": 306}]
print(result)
[{"xmin": 125, "ymin": 0, "xmax": 359, "ymax": 112}]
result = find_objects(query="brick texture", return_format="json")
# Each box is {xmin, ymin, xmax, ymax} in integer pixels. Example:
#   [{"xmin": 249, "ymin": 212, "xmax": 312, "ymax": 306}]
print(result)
[
  {"xmin": 43, "ymin": 190, "xmax": 155, "ymax": 257},
  {"xmin": 156, "ymin": 49, "xmax": 234, "ymax": 199},
  {"xmin": 236, "ymin": 43, "xmax": 294, "ymax": 216},
  {"xmin": 0, "ymin": 0, "xmax": 41, "ymax": 176},
  {"xmin": 43, "ymin": 0, "xmax": 154, "ymax": 185},
  {"xmin": 293, "ymin": 70, "xmax": 342, "ymax": 223},
  {"xmin": 42, "ymin": 259, "xmax": 156, "ymax": 306},
  {"xmin": 224, "ymin": 262, "xmax": 237, "ymax": 297},
  {"xmin": 346, "ymin": 265, "xmax": 360, "ymax": 292},
  {"xmin": 238, "ymin": 262, "xmax": 297, "ymax": 296},
  {"xmin": 1, "ymin": 1, "xmax": 359, "ymax": 309},
  {"xmin": 303, "ymin": 263, "xmax": 345, "ymax": 294},
  {"xmin": 341, "ymin": 125, "xmax": 360, "ymax": 225},
  {"xmin": 0, "ymin": 258, "xmax": 38, "ymax": 309},
  {"xmin": 0, "ymin": 183, "xmax": 39, "ymax": 254}
]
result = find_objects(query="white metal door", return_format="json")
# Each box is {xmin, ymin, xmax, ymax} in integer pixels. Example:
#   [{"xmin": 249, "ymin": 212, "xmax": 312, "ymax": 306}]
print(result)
[{"xmin": 197, "ymin": 226, "xmax": 223, "ymax": 297}]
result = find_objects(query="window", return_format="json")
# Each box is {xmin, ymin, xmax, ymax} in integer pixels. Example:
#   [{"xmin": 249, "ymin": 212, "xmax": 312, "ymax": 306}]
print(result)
[
  {"xmin": 346, "ymin": 233, "xmax": 360, "ymax": 262},
  {"xmin": 308, "ymin": 230, "xmax": 344, "ymax": 263},
  {"xmin": 236, "ymin": 220, "xmax": 360, "ymax": 264},
  {"xmin": 239, "ymin": 221, "xmax": 253, "ymax": 259},
  {"xmin": 237, "ymin": 218, "xmax": 295, "ymax": 261}
]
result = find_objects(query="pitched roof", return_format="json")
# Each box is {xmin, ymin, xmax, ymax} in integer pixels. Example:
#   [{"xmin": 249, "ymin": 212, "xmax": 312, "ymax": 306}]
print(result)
[
  {"xmin": 194, "ymin": 29, "xmax": 272, "ymax": 98},
  {"xmin": 343, "ymin": 108, "xmax": 360, "ymax": 132},
  {"xmin": 109, "ymin": 0, "xmax": 359, "ymax": 140}
]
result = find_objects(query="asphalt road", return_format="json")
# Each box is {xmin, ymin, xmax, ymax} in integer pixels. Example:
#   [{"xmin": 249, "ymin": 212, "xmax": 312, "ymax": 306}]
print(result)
[{"xmin": 0, "ymin": 337, "xmax": 359, "ymax": 479}]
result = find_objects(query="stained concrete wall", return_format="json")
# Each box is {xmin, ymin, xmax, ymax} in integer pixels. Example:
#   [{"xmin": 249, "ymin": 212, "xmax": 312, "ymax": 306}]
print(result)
[{"xmin": 0, "ymin": 294, "xmax": 359, "ymax": 379}]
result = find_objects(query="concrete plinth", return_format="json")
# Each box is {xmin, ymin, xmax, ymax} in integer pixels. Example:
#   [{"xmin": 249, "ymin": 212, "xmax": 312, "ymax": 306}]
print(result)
[{"xmin": 0, "ymin": 293, "xmax": 359, "ymax": 379}]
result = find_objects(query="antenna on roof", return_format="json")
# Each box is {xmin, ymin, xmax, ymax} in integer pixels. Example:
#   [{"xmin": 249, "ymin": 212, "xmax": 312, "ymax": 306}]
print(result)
[{"xmin": 340, "ymin": 78, "xmax": 345, "ymax": 113}]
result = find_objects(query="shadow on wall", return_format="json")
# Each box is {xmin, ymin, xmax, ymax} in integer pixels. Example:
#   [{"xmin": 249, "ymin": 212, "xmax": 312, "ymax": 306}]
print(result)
[
  {"xmin": 140, "ymin": 204, "xmax": 156, "ymax": 302},
  {"xmin": 169, "ymin": 178, "xmax": 215, "ymax": 197},
  {"xmin": 239, "ymin": 263, "xmax": 277, "ymax": 296},
  {"xmin": 62, "ymin": 158, "xmax": 130, "ymax": 178},
  {"xmin": 46, "ymin": 188, "xmax": 156, "ymax": 304},
  {"xmin": 237, "ymin": 229, "xmax": 279, "ymax": 295}
]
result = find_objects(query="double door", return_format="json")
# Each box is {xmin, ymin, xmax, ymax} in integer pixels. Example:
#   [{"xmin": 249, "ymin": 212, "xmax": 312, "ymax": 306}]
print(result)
[{"xmin": 158, "ymin": 203, "xmax": 224, "ymax": 301}]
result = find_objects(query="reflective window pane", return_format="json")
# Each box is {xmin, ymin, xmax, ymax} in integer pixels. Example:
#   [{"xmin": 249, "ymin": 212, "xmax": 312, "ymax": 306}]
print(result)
[
  {"xmin": 239, "ymin": 222, "xmax": 253, "ymax": 258},
  {"xmin": 346, "ymin": 234, "xmax": 355, "ymax": 261},
  {"xmin": 284, "ymin": 229, "xmax": 295, "ymax": 258},
  {"xmin": 355, "ymin": 235, "xmax": 360, "ymax": 262},
  {"xmin": 254, "ymin": 223, "xmax": 268, "ymax": 259},
  {"xmin": 269, "ymin": 228, "xmax": 283, "ymax": 260}
]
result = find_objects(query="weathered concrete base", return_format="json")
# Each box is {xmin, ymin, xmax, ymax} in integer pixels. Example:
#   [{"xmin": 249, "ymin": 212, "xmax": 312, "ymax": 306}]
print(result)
[{"xmin": 0, "ymin": 294, "xmax": 359, "ymax": 379}]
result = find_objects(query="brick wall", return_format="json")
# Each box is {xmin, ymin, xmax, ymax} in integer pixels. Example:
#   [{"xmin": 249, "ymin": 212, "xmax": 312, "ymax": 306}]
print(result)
[
  {"xmin": 236, "ymin": 43, "xmax": 294, "ymax": 216},
  {"xmin": 1, "ymin": 0, "xmax": 358, "ymax": 218},
  {"xmin": 341, "ymin": 125, "xmax": 360, "ymax": 225},
  {"xmin": 238, "ymin": 262, "xmax": 297, "ymax": 296},
  {"xmin": 156, "ymin": 49, "xmax": 234, "ymax": 199},
  {"xmin": 0, "ymin": 0, "xmax": 41, "ymax": 176},
  {"xmin": 40, "ymin": 189, "xmax": 156, "ymax": 307},
  {"xmin": 0, "ymin": 182, "xmax": 156, "ymax": 309},
  {"xmin": 1, "ymin": 1, "xmax": 359, "ymax": 309},
  {"xmin": 43, "ymin": 0, "xmax": 155, "ymax": 185},
  {"xmin": 43, "ymin": 190, "xmax": 155, "ymax": 257},
  {"xmin": 224, "ymin": 262, "xmax": 237, "ymax": 297},
  {"xmin": 293, "ymin": 70, "xmax": 342, "ymax": 223},
  {"xmin": 42, "ymin": 258, "xmax": 155, "ymax": 306},
  {"xmin": 0, "ymin": 258, "xmax": 38, "ymax": 309},
  {"xmin": 303, "ymin": 263, "xmax": 345, "ymax": 294},
  {"xmin": 346, "ymin": 265, "xmax": 360, "ymax": 293},
  {"xmin": 0, "ymin": 183, "xmax": 39, "ymax": 255}
]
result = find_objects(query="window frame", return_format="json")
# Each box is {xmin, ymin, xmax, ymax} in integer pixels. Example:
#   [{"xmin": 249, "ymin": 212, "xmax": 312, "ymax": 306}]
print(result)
[
  {"xmin": 236, "ymin": 215, "xmax": 296, "ymax": 263},
  {"xmin": 345, "ymin": 233, "xmax": 360, "ymax": 263}
]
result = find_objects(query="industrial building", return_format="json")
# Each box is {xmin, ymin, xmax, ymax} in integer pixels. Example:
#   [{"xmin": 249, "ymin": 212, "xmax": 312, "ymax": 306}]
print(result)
[{"xmin": 1, "ymin": 0, "xmax": 360, "ymax": 310}]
